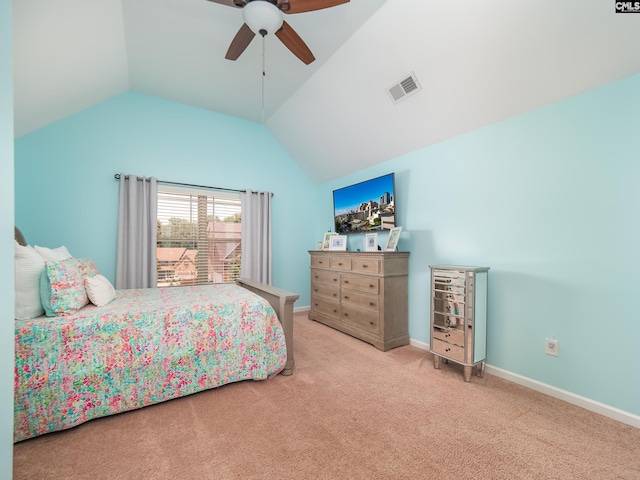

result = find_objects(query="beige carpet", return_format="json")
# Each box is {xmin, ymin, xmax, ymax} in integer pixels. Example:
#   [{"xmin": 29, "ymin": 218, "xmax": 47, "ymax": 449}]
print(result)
[{"xmin": 13, "ymin": 312, "xmax": 640, "ymax": 480}]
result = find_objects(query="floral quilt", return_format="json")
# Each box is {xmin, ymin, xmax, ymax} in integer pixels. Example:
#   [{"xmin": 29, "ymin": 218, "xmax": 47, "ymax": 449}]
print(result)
[{"xmin": 14, "ymin": 284, "xmax": 287, "ymax": 442}]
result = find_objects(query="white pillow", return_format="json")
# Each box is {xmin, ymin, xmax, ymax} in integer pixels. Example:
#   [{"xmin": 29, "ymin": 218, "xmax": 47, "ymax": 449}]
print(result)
[
  {"xmin": 84, "ymin": 274, "xmax": 116, "ymax": 307},
  {"xmin": 34, "ymin": 245, "xmax": 72, "ymax": 261},
  {"xmin": 15, "ymin": 241, "xmax": 45, "ymax": 319}
]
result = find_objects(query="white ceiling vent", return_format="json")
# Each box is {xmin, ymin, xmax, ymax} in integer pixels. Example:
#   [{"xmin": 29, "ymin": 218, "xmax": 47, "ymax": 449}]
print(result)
[{"xmin": 387, "ymin": 72, "xmax": 422, "ymax": 104}]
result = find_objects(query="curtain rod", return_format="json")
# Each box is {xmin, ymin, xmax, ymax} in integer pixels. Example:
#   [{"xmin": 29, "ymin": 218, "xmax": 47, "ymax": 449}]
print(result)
[{"xmin": 113, "ymin": 174, "xmax": 273, "ymax": 196}]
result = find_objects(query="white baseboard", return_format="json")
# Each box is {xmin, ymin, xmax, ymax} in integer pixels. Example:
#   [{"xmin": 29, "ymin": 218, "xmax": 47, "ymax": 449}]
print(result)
[
  {"xmin": 409, "ymin": 338, "xmax": 429, "ymax": 351},
  {"xmin": 294, "ymin": 305, "xmax": 310, "ymax": 314},
  {"xmin": 409, "ymin": 340, "xmax": 640, "ymax": 429}
]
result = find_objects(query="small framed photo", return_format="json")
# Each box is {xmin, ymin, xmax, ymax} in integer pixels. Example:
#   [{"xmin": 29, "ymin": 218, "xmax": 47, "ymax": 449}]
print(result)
[
  {"xmin": 384, "ymin": 226, "xmax": 402, "ymax": 251},
  {"xmin": 322, "ymin": 232, "xmax": 337, "ymax": 250},
  {"xmin": 329, "ymin": 235, "xmax": 348, "ymax": 251},
  {"xmin": 365, "ymin": 233, "xmax": 378, "ymax": 252}
]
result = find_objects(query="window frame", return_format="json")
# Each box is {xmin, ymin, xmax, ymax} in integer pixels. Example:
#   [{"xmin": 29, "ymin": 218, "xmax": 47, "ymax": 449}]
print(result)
[{"xmin": 156, "ymin": 185, "xmax": 242, "ymax": 287}]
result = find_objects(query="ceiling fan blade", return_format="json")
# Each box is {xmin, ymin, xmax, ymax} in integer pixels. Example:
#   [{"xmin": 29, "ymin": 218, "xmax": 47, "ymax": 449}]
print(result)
[
  {"xmin": 225, "ymin": 23, "xmax": 256, "ymax": 60},
  {"xmin": 275, "ymin": 20, "xmax": 315, "ymax": 64},
  {"xmin": 279, "ymin": 0, "xmax": 349, "ymax": 14},
  {"xmin": 206, "ymin": 0, "xmax": 245, "ymax": 8}
]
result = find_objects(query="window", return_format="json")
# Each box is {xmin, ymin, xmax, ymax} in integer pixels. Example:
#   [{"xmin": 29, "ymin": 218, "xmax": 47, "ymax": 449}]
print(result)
[{"xmin": 156, "ymin": 185, "xmax": 242, "ymax": 287}]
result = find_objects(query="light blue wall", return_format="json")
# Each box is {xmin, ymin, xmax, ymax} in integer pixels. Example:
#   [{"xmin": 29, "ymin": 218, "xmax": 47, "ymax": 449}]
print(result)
[
  {"xmin": 316, "ymin": 73, "xmax": 640, "ymax": 416},
  {"xmin": 14, "ymin": 92, "xmax": 316, "ymax": 304},
  {"xmin": 1, "ymin": 0, "xmax": 14, "ymax": 475},
  {"xmin": 14, "ymin": 75, "xmax": 640, "ymax": 422}
]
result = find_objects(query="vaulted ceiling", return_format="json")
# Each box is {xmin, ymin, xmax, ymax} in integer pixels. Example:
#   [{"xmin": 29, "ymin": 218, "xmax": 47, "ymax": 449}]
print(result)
[{"xmin": 13, "ymin": 0, "xmax": 640, "ymax": 183}]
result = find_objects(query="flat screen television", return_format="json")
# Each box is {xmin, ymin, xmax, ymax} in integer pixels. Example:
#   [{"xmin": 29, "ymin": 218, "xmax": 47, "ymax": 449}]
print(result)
[{"xmin": 333, "ymin": 173, "xmax": 396, "ymax": 234}]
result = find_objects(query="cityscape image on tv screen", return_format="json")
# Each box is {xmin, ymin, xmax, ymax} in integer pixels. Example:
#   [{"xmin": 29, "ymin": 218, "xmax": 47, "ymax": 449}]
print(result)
[{"xmin": 333, "ymin": 173, "xmax": 395, "ymax": 234}]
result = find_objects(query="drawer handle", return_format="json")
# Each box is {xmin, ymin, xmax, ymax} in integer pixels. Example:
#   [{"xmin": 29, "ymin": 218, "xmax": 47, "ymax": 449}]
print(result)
[
  {"xmin": 369, "ymin": 321, "xmax": 374, "ymax": 325},
  {"xmin": 333, "ymin": 309, "xmax": 337, "ymax": 313},
  {"xmin": 369, "ymin": 284, "xmax": 374, "ymax": 288},
  {"xmin": 445, "ymin": 333, "xmax": 450, "ymax": 338},
  {"xmin": 344, "ymin": 313, "xmax": 349, "ymax": 317},
  {"xmin": 333, "ymin": 278, "xmax": 337, "ymax": 282},
  {"xmin": 344, "ymin": 296, "xmax": 349, "ymax": 299},
  {"xmin": 445, "ymin": 348, "xmax": 451, "ymax": 352},
  {"xmin": 363, "ymin": 265, "xmax": 368, "ymax": 268},
  {"xmin": 319, "ymin": 261, "xmax": 324, "ymax": 264},
  {"xmin": 314, "ymin": 289, "xmax": 318, "ymax": 292},
  {"xmin": 338, "ymin": 262, "xmax": 343, "ymax": 266},
  {"xmin": 333, "ymin": 293, "xmax": 337, "ymax": 297},
  {"xmin": 314, "ymin": 303, "xmax": 318, "ymax": 306},
  {"xmin": 344, "ymin": 280, "xmax": 349, "ymax": 284}
]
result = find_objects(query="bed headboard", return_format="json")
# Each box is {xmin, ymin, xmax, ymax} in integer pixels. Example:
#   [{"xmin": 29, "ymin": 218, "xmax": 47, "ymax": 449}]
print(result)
[{"xmin": 15, "ymin": 227, "xmax": 27, "ymax": 246}]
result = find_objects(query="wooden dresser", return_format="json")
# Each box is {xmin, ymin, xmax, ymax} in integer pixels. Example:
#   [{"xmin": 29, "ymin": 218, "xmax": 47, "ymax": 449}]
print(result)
[{"xmin": 308, "ymin": 250, "xmax": 409, "ymax": 351}]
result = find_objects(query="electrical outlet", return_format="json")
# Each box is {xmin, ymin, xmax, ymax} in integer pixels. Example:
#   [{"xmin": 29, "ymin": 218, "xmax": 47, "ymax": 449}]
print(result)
[{"xmin": 545, "ymin": 338, "xmax": 559, "ymax": 357}]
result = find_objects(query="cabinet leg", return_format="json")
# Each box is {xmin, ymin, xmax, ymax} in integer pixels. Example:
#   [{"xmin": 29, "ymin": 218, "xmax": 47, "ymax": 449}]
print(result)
[
  {"xmin": 463, "ymin": 366, "xmax": 472, "ymax": 382},
  {"xmin": 477, "ymin": 362, "xmax": 485, "ymax": 378},
  {"xmin": 433, "ymin": 354, "xmax": 441, "ymax": 369}
]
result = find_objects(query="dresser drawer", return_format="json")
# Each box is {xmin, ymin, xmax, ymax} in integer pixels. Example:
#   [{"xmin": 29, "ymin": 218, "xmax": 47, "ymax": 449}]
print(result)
[
  {"xmin": 341, "ymin": 289, "xmax": 379, "ymax": 311},
  {"xmin": 432, "ymin": 312, "xmax": 461, "ymax": 330},
  {"xmin": 341, "ymin": 274, "xmax": 379, "ymax": 294},
  {"xmin": 311, "ymin": 296, "xmax": 341, "ymax": 320},
  {"xmin": 433, "ymin": 269, "xmax": 466, "ymax": 281},
  {"xmin": 431, "ymin": 338, "xmax": 465, "ymax": 363},
  {"xmin": 432, "ymin": 327, "xmax": 464, "ymax": 347},
  {"xmin": 311, "ymin": 255, "xmax": 330, "ymax": 268},
  {"xmin": 352, "ymin": 257, "xmax": 381, "ymax": 274},
  {"xmin": 311, "ymin": 269, "xmax": 340, "ymax": 286},
  {"xmin": 330, "ymin": 257, "xmax": 352, "ymax": 271},
  {"xmin": 342, "ymin": 304, "xmax": 379, "ymax": 333},
  {"xmin": 433, "ymin": 283, "xmax": 465, "ymax": 295},
  {"xmin": 433, "ymin": 272, "xmax": 466, "ymax": 293},
  {"xmin": 312, "ymin": 283, "xmax": 340, "ymax": 301}
]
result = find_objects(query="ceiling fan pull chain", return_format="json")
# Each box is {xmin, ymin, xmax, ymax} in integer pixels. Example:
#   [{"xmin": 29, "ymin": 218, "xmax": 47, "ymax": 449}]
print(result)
[{"xmin": 261, "ymin": 34, "xmax": 266, "ymax": 125}]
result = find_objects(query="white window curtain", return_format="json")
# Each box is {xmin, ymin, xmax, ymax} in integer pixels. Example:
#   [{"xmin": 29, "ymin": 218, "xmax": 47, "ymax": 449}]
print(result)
[
  {"xmin": 116, "ymin": 174, "xmax": 158, "ymax": 289},
  {"xmin": 240, "ymin": 190, "xmax": 272, "ymax": 284}
]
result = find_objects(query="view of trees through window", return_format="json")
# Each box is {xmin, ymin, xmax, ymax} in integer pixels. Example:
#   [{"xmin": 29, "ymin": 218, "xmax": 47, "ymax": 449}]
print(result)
[{"xmin": 156, "ymin": 187, "xmax": 242, "ymax": 287}]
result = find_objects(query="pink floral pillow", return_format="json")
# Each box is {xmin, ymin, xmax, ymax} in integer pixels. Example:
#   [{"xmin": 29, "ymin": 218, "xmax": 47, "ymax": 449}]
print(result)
[
  {"xmin": 40, "ymin": 258, "xmax": 89, "ymax": 316},
  {"xmin": 76, "ymin": 258, "xmax": 99, "ymax": 279}
]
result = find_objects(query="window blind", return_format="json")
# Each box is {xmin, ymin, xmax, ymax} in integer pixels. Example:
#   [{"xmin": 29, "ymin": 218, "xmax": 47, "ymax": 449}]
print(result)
[{"xmin": 156, "ymin": 185, "xmax": 242, "ymax": 287}]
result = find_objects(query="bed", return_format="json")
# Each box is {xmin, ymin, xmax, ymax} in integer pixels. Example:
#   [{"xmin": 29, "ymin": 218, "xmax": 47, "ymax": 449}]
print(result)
[{"xmin": 13, "ymin": 228, "xmax": 298, "ymax": 442}]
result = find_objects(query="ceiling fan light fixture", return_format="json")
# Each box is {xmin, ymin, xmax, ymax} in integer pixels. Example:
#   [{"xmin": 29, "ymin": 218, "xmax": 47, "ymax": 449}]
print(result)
[{"xmin": 243, "ymin": 1, "xmax": 283, "ymax": 36}]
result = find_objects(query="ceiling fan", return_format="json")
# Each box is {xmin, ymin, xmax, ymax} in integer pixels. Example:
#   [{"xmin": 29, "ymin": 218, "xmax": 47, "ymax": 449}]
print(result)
[{"xmin": 207, "ymin": 0, "xmax": 350, "ymax": 65}]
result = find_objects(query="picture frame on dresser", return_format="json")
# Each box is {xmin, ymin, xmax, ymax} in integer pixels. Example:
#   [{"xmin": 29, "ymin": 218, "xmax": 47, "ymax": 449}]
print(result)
[
  {"xmin": 384, "ymin": 226, "xmax": 402, "ymax": 251},
  {"xmin": 322, "ymin": 232, "xmax": 337, "ymax": 250},
  {"xmin": 329, "ymin": 235, "xmax": 348, "ymax": 251},
  {"xmin": 365, "ymin": 233, "xmax": 378, "ymax": 252}
]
